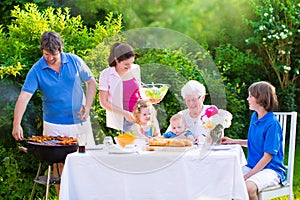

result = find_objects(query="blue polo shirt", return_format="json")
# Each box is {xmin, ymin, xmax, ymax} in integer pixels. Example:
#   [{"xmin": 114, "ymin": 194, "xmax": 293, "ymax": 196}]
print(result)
[
  {"xmin": 22, "ymin": 53, "xmax": 93, "ymax": 124},
  {"xmin": 247, "ymin": 112, "xmax": 286, "ymax": 185}
]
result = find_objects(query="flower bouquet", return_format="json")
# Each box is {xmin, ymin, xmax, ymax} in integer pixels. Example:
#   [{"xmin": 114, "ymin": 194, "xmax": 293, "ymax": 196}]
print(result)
[{"xmin": 201, "ymin": 106, "xmax": 233, "ymax": 144}]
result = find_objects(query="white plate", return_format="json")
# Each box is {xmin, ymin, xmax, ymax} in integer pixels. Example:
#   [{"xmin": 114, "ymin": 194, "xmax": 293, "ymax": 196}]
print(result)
[
  {"xmin": 211, "ymin": 145, "xmax": 231, "ymax": 151},
  {"xmin": 108, "ymin": 151, "xmax": 138, "ymax": 154},
  {"xmin": 143, "ymin": 145, "xmax": 197, "ymax": 152}
]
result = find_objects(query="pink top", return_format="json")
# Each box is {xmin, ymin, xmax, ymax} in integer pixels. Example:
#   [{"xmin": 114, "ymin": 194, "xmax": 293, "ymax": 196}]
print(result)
[
  {"xmin": 99, "ymin": 65, "xmax": 141, "ymax": 130},
  {"xmin": 123, "ymin": 78, "xmax": 140, "ymax": 112}
]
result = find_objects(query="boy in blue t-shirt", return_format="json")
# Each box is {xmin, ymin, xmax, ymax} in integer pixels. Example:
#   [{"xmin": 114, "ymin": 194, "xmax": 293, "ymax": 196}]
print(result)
[
  {"xmin": 164, "ymin": 113, "xmax": 195, "ymax": 141},
  {"xmin": 221, "ymin": 81, "xmax": 286, "ymax": 200}
]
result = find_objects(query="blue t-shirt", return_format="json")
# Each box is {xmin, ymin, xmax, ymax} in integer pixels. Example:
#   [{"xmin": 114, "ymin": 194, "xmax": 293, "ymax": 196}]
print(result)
[
  {"xmin": 164, "ymin": 130, "xmax": 194, "ymax": 138},
  {"xmin": 247, "ymin": 112, "xmax": 286, "ymax": 185},
  {"xmin": 22, "ymin": 53, "xmax": 93, "ymax": 124}
]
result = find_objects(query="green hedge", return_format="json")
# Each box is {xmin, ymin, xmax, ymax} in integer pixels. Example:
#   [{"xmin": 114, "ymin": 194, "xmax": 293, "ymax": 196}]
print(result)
[{"xmin": 0, "ymin": 3, "xmax": 298, "ymax": 199}]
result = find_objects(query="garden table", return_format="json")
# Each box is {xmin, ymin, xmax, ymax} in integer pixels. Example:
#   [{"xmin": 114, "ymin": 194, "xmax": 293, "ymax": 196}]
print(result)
[{"xmin": 59, "ymin": 144, "xmax": 248, "ymax": 200}]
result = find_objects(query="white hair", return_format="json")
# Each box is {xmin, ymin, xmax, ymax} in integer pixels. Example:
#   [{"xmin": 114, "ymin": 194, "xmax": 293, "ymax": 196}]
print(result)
[{"xmin": 181, "ymin": 80, "xmax": 206, "ymax": 98}]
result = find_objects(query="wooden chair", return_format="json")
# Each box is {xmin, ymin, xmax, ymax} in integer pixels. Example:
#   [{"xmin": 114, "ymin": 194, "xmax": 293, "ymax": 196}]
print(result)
[{"xmin": 258, "ymin": 112, "xmax": 297, "ymax": 200}]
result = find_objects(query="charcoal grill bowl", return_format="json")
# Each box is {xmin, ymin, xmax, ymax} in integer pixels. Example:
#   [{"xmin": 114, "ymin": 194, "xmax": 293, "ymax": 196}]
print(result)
[{"xmin": 27, "ymin": 141, "xmax": 78, "ymax": 164}]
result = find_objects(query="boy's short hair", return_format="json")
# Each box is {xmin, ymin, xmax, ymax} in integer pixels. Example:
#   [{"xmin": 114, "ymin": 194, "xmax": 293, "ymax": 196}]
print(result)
[
  {"xmin": 248, "ymin": 81, "xmax": 278, "ymax": 111},
  {"xmin": 170, "ymin": 114, "xmax": 186, "ymax": 127}
]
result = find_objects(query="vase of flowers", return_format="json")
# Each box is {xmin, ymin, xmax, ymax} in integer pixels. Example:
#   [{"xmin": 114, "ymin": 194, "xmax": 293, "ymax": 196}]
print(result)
[{"xmin": 201, "ymin": 106, "xmax": 232, "ymax": 144}]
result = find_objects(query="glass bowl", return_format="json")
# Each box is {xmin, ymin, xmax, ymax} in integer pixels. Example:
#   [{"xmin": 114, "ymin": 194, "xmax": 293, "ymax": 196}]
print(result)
[
  {"xmin": 114, "ymin": 136, "xmax": 136, "ymax": 148},
  {"xmin": 141, "ymin": 83, "xmax": 170, "ymax": 103}
]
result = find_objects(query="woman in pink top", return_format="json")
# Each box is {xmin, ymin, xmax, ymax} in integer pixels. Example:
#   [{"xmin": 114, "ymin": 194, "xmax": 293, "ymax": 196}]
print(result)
[{"xmin": 99, "ymin": 42, "xmax": 143, "ymax": 131}]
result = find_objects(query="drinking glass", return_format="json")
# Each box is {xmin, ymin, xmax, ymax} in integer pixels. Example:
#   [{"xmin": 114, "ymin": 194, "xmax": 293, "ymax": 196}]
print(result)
[
  {"xmin": 77, "ymin": 133, "xmax": 87, "ymax": 153},
  {"xmin": 103, "ymin": 136, "xmax": 113, "ymax": 147},
  {"xmin": 134, "ymin": 137, "xmax": 146, "ymax": 151}
]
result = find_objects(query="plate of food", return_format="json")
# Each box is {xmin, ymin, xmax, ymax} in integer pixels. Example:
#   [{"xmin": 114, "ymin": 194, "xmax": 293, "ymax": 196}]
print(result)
[{"xmin": 144, "ymin": 138, "xmax": 196, "ymax": 152}]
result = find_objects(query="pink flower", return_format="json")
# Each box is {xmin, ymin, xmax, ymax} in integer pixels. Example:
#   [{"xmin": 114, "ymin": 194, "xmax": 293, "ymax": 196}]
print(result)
[
  {"xmin": 201, "ymin": 105, "xmax": 218, "ymax": 120},
  {"xmin": 201, "ymin": 105, "xmax": 232, "ymax": 131}
]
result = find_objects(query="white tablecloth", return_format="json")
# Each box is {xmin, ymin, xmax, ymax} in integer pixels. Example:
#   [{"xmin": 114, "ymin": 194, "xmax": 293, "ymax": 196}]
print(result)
[{"xmin": 59, "ymin": 144, "xmax": 248, "ymax": 200}]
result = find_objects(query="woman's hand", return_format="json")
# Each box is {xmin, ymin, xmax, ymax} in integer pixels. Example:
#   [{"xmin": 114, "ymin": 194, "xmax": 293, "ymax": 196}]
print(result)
[
  {"xmin": 124, "ymin": 111, "xmax": 135, "ymax": 122},
  {"xmin": 148, "ymin": 98, "xmax": 162, "ymax": 104}
]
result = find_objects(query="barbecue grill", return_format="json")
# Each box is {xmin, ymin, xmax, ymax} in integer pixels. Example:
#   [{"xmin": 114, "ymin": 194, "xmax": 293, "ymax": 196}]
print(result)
[{"xmin": 20, "ymin": 138, "xmax": 78, "ymax": 200}]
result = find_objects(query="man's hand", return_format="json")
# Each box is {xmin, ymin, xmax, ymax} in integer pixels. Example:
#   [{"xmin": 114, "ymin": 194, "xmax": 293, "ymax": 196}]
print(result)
[
  {"xmin": 79, "ymin": 105, "xmax": 89, "ymax": 120},
  {"xmin": 12, "ymin": 91, "xmax": 33, "ymax": 140},
  {"xmin": 12, "ymin": 124, "xmax": 24, "ymax": 140}
]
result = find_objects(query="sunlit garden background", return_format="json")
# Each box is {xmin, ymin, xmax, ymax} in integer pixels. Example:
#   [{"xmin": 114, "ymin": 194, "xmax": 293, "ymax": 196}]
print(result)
[{"xmin": 0, "ymin": 0, "xmax": 299, "ymax": 199}]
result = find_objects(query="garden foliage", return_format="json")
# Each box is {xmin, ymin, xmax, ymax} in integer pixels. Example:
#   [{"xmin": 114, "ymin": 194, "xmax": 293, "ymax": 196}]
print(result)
[
  {"xmin": 0, "ymin": 4, "xmax": 123, "ymax": 199},
  {"xmin": 0, "ymin": 2, "xmax": 299, "ymax": 199},
  {"xmin": 245, "ymin": 0, "xmax": 300, "ymax": 111}
]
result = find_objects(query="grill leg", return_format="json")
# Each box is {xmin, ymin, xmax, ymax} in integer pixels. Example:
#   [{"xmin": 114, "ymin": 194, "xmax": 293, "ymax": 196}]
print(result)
[
  {"xmin": 45, "ymin": 165, "xmax": 51, "ymax": 200},
  {"xmin": 31, "ymin": 162, "xmax": 61, "ymax": 199},
  {"xmin": 53, "ymin": 163, "xmax": 62, "ymax": 195},
  {"xmin": 30, "ymin": 162, "xmax": 42, "ymax": 200},
  {"xmin": 56, "ymin": 163, "xmax": 61, "ymax": 177}
]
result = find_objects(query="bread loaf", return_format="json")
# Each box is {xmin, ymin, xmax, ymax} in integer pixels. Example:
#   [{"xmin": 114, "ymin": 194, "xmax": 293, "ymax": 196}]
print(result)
[
  {"xmin": 148, "ymin": 138, "xmax": 193, "ymax": 147},
  {"xmin": 168, "ymin": 139, "xmax": 185, "ymax": 147},
  {"xmin": 148, "ymin": 138, "xmax": 169, "ymax": 146},
  {"xmin": 182, "ymin": 139, "xmax": 193, "ymax": 146}
]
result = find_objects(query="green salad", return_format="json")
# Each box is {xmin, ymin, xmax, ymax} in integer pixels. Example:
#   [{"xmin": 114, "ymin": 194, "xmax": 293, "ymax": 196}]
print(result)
[{"xmin": 143, "ymin": 85, "xmax": 169, "ymax": 99}]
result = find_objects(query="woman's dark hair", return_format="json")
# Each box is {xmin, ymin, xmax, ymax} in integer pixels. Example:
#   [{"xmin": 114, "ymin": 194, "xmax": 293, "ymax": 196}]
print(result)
[
  {"xmin": 108, "ymin": 42, "xmax": 135, "ymax": 67},
  {"xmin": 39, "ymin": 31, "xmax": 64, "ymax": 53},
  {"xmin": 248, "ymin": 81, "xmax": 278, "ymax": 111}
]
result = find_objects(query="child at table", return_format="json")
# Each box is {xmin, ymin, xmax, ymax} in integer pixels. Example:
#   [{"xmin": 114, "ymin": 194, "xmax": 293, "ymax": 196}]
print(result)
[
  {"xmin": 221, "ymin": 81, "xmax": 286, "ymax": 200},
  {"xmin": 164, "ymin": 113, "xmax": 196, "ymax": 141},
  {"xmin": 131, "ymin": 100, "xmax": 159, "ymax": 138}
]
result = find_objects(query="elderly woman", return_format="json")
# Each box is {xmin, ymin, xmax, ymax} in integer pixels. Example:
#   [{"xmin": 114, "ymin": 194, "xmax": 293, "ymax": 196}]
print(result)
[{"xmin": 166, "ymin": 80, "xmax": 210, "ymax": 143}]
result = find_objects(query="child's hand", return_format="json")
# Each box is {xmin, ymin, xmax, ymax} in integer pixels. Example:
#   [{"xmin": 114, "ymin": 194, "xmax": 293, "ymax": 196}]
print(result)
[{"xmin": 187, "ymin": 135, "xmax": 194, "ymax": 141}]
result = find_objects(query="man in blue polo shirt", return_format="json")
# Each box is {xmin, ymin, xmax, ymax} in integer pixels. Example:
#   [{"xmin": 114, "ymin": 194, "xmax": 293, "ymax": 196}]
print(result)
[{"xmin": 12, "ymin": 31, "xmax": 96, "ymax": 146}]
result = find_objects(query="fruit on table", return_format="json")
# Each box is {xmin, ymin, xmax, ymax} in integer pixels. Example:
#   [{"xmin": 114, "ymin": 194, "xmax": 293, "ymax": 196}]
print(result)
[{"xmin": 116, "ymin": 132, "xmax": 136, "ymax": 147}]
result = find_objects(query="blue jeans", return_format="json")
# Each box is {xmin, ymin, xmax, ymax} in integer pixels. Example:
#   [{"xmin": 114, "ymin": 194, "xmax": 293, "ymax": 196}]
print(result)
[{"xmin": 123, "ymin": 118, "xmax": 134, "ymax": 132}]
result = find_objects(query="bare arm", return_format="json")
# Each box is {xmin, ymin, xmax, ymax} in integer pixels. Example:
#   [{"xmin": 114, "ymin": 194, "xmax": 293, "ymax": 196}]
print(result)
[
  {"xmin": 12, "ymin": 91, "xmax": 33, "ymax": 140},
  {"xmin": 81, "ymin": 77, "xmax": 97, "ymax": 119},
  {"xmin": 98, "ymin": 90, "xmax": 134, "ymax": 121},
  {"xmin": 131, "ymin": 123, "xmax": 145, "ymax": 138},
  {"xmin": 221, "ymin": 136, "xmax": 248, "ymax": 147},
  {"xmin": 153, "ymin": 126, "xmax": 159, "ymax": 137},
  {"xmin": 244, "ymin": 152, "xmax": 273, "ymax": 180}
]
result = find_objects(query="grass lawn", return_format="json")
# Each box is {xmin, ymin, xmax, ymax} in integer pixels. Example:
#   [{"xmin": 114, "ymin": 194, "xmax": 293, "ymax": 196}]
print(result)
[
  {"xmin": 292, "ymin": 145, "xmax": 300, "ymax": 199},
  {"xmin": 274, "ymin": 144, "xmax": 300, "ymax": 199}
]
